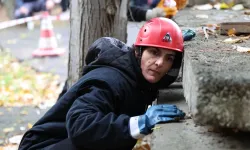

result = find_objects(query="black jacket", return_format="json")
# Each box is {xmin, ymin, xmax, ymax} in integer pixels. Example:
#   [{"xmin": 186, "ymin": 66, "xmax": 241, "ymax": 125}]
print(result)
[
  {"xmin": 127, "ymin": 6, "xmax": 147, "ymax": 22},
  {"xmin": 18, "ymin": 37, "xmax": 182, "ymax": 150}
]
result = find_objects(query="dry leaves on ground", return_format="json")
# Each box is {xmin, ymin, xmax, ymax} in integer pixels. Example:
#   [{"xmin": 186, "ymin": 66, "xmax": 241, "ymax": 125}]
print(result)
[{"xmin": 0, "ymin": 51, "xmax": 61, "ymax": 107}]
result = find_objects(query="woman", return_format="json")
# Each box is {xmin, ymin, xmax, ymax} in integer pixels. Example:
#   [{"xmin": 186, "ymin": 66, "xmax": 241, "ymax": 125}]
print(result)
[{"xmin": 19, "ymin": 17, "xmax": 185, "ymax": 150}]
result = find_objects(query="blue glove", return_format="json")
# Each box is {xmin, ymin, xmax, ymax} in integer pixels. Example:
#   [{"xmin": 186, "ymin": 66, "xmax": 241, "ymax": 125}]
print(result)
[
  {"xmin": 182, "ymin": 29, "xmax": 196, "ymax": 41},
  {"xmin": 129, "ymin": 104, "xmax": 185, "ymax": 139}
]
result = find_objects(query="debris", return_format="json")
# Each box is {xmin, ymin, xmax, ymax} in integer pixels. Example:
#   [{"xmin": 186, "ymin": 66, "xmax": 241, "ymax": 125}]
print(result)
[
  {"xmin": 19, "ymin": 126, "xmax": 26, "ymax": 131},
  {"xmin": 220, "ymin": 22, "xmax": 250, "ymax": 35},
  {"xmin": 202, "ymin": 26, "xmax": 218, "ymax": 40},
  {"xmin": 27, "ymin": 123, "xmax": 33, "ymax": 129},
  {"xmin": 0, "ymin": 51, "xmax": 60, "ymax": 107},
  {"xmin": 193, "ymin": 4, "xmax": 213, "ymax": 10},
  {"xmin": 218, "ymin": 0, "xmax": 235, "ymax": 9},
  {"xmin": 185, "ymin": 113, "xmax": 192, "ymax": 119},
  {"xmin": 9, "ymin": 135, "xmax": 23, "ymax": 144},
  {"xmin": 223, "ymin": 35, "xmax": 250, "ymax": 44},
  {"xmin": 0, "ymin": 145, "xmax": 18, "ymax": 150},
  {"xmin": 196, "ymin": 14, "xmax": 209, "ymax": 19},
  {"xmin": 19, "ymin": 33, "xmax": 28, "ymax": 39},
  {"xmin": 202, "ymin": 27, "xmax": 209, "ymax": 40},
  {"xmin": 36, "ymin": 109, "xmax": 41, "ymax": 115},
  {"xmin": 220, "ymin": 2, "xmax": 232, "ymax": 9},
  {"xmin": 213, "ymin": 3, "xmax": 221, "ymax": 10},
  {"xmin": 227, "ymin": 28, "xmax": 237, "ymax": 36},
  {"xmin": 239, "ymin": 35, "xmax": 250, "ymax": 40},
  {"xmin": 175, "ymin": 0, "xmax": 187, "ymax": 10},
  {"xmin": 244, "ymin": 11, "xmax": 250, "ymax": 15},
  {"xmin": 152, "ymin": 126, "xmax": 161, "ymax": 130},
  {"xmin": 223, "ymin": 38, "xmax": 243, "ymax": 44},
  {"xmin": 232, "ymin": 45, "xmax": 250, "ymax": 52},
  {"xmin": 6, "ymin": 39, "xmax": 17, "ymax": 45},
  {"xmin": 20, "ymin": 110, "xmax": 28, "ymax": 115},
  {"xmin": 232, "ymin": 4, "xmax": 244, "ymax": 11},
  {"xmin": 133, "ymin": 139, "xmax": 151, "ymax": 150},
  {"xmin": 206, "ymin": 23, "xmax": 220, "ymax": 30},
  {"xmin": 3, "ymin": 127, "xmax": 14, "ymax": 133}
]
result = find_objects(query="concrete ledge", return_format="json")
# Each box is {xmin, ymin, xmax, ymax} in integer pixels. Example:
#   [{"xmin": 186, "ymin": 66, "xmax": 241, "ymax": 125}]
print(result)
[
  {"xmin": 152, "ymin": 88, "xmax": 250, "ymax": 150},
  {"xmin": 182, "ymin": 35, "xmax": 250, "ymax": 131}
]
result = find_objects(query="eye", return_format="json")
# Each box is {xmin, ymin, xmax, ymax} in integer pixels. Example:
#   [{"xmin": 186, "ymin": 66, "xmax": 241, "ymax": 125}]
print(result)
[
  {"xmin": 149, "ymin": 49, "xmax": 159, "ymax": 56},
  {"xmin": 165, "ymin": 56, "xmax": 175, "ymax": 62}
]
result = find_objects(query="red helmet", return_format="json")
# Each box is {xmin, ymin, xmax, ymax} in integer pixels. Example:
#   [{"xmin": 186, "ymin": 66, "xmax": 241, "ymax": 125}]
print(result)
[{"xmin": 134, "ymin": 17, "xmax": 183, "ymax": 52}]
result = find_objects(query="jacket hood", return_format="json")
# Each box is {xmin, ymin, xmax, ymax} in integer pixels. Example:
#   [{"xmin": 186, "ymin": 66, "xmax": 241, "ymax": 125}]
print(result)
[{"xmin": 83, "ymin": 37, "xmax": 182, "ymax": 90}]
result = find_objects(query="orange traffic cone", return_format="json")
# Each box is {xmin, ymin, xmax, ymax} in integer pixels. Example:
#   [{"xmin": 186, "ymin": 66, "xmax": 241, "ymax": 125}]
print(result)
[{"xmin": 32, "ymin": 11, "xmax": 65, "ymax": 57}]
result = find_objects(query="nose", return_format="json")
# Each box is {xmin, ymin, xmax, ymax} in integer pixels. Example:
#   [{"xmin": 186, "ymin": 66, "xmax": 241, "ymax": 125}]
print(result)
[{"xmin": 155, "ymin": 57, "xmax": 164, "ymax": 67}]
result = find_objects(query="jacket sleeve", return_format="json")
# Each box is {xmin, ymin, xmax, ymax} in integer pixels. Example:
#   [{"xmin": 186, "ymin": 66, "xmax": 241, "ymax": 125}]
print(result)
[
  {"xmin": 127, "ymin": 6, "xmax": 147, "ymax": 22},
  {"xmin": 66, "ymin": 79, "xmax": 137, "ymax": 149}
]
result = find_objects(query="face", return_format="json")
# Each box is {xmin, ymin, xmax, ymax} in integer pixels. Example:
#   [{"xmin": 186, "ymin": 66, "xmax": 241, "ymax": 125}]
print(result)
[{"xmin": 140, "ymin": 47, "xmax": 176, "ymax": 83}]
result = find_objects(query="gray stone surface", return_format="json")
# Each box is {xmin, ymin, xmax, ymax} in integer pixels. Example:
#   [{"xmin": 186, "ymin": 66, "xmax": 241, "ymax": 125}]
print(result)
[
  {"xmin": 152, "ymin": 87, "xmax": 250, "ymax": 150},
  {"xmin": 177, "ymin": 9, "xmax": 250, "ymax": 130}
]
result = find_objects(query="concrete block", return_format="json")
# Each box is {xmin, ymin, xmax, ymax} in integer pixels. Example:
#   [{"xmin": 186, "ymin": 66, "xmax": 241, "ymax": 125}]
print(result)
[{"xmin": 182, "ymin": 35, "xmax": 250, "ymax": 131}]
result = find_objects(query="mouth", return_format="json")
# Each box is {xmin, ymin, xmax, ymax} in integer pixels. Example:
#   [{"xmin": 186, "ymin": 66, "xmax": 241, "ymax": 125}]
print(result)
[{"xmin": 149, "ymin": 69, "xmax": 160, "ymax": 75}]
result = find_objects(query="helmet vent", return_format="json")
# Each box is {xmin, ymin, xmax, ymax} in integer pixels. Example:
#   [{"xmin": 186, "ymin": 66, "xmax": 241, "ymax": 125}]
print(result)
[{"xmin": 144, "ymin": 29, "xmax": 147, "ymax": 32}]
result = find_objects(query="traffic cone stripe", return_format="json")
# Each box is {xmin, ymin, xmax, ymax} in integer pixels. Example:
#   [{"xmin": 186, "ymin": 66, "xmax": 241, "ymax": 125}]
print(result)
[
  {"xmin": 41, "ymin": 21, "xmax": 53, "ymax": 30},
  {"xmin": 32, "ymin": 11, "xmax": 65, "ymax": 57},
  {"xmin": 39, "ymin": 48, "xmax": 55, "ymax": 51},
  {"xmin": 38, "ymin": 37, "xmax": 58, "ymax": 49},
  {"xmin": 32, "ymin": 48, "xmax": 65, "ymax": 56},
  {"xmin": 40, "ymin": 30, "xmax": 54, "ymax": 38}
]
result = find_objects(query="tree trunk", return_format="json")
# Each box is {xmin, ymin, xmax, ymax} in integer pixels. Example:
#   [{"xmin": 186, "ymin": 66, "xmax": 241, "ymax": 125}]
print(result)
[
  {"xmin": 2, "ymin": 0, "xmax": 15, "ymax": 19},
  {"xmin": 68, "ymin": 0, "xmax": 128, "ymax": 87}
]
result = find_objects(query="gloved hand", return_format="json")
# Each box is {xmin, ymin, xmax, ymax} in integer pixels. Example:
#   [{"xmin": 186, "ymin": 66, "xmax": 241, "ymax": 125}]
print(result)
[
  {"xmin": 146, "ymin": 7, "xmax": 166, "ymax": 20},
  {"xmin": 129, "ymin": 104, "xmax": 185, "ymax": 139}
]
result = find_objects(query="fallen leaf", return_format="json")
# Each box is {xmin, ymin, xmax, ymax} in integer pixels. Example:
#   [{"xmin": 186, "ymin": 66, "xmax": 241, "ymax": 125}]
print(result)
[
  {"xmin": 3, "ymin": 127, "xmax": 14, "ymax": 133},
  {"xmin": 196, "ymin": 14, "xmax": 209, "ymax": 19},
  {"xmin": 232, "ymin": 4, "xmax": 244, "ymax": 11},
  {"xmin": 133, "ymin": 139, "xmax": 151, "ymax": 150},
  {"xmin": 232, "ymin": 45, "xmax": 250, "ymax": 52},
  {"xmin": 193, "ymin": 4, "xmax": 213, "ymax": 10},
  {"xmin": 0, "ymin": 145, "xmax": 18, "ymax": 150},
  {"xmin": 27, "ymin": 123, "xmax": 33, "ymax": 129},
  {"xmin": 152, "ymin": 126, "xmax": 161, "ymax": 130},
  {"xmin": 227, "ymin": 28, "xmax": 236, "ymax": 36},
  {"xmin": 0, "ymin": 51, "xmax": 60, "ymax": 107},
  {"xmin": 9, "ymin": 135, "xmax": 23, "ymax": 144},
  {"xmin": 239, "ymin": 35, "xmax": 250, "ymax": 40},
  {"xmin": 20, "ymin": 110, "xmax": 28, "ymax": 115},
  {"xmin": 6, "ymin": 39, "xmax": 17, "ymax": 45},
  {"xmin": 19, "ymin": 33, "xmax": 27, "ymax": 39},
  {"xmin": 223, "ymin": 38, "xmax": 243, "ymax": 44}
]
